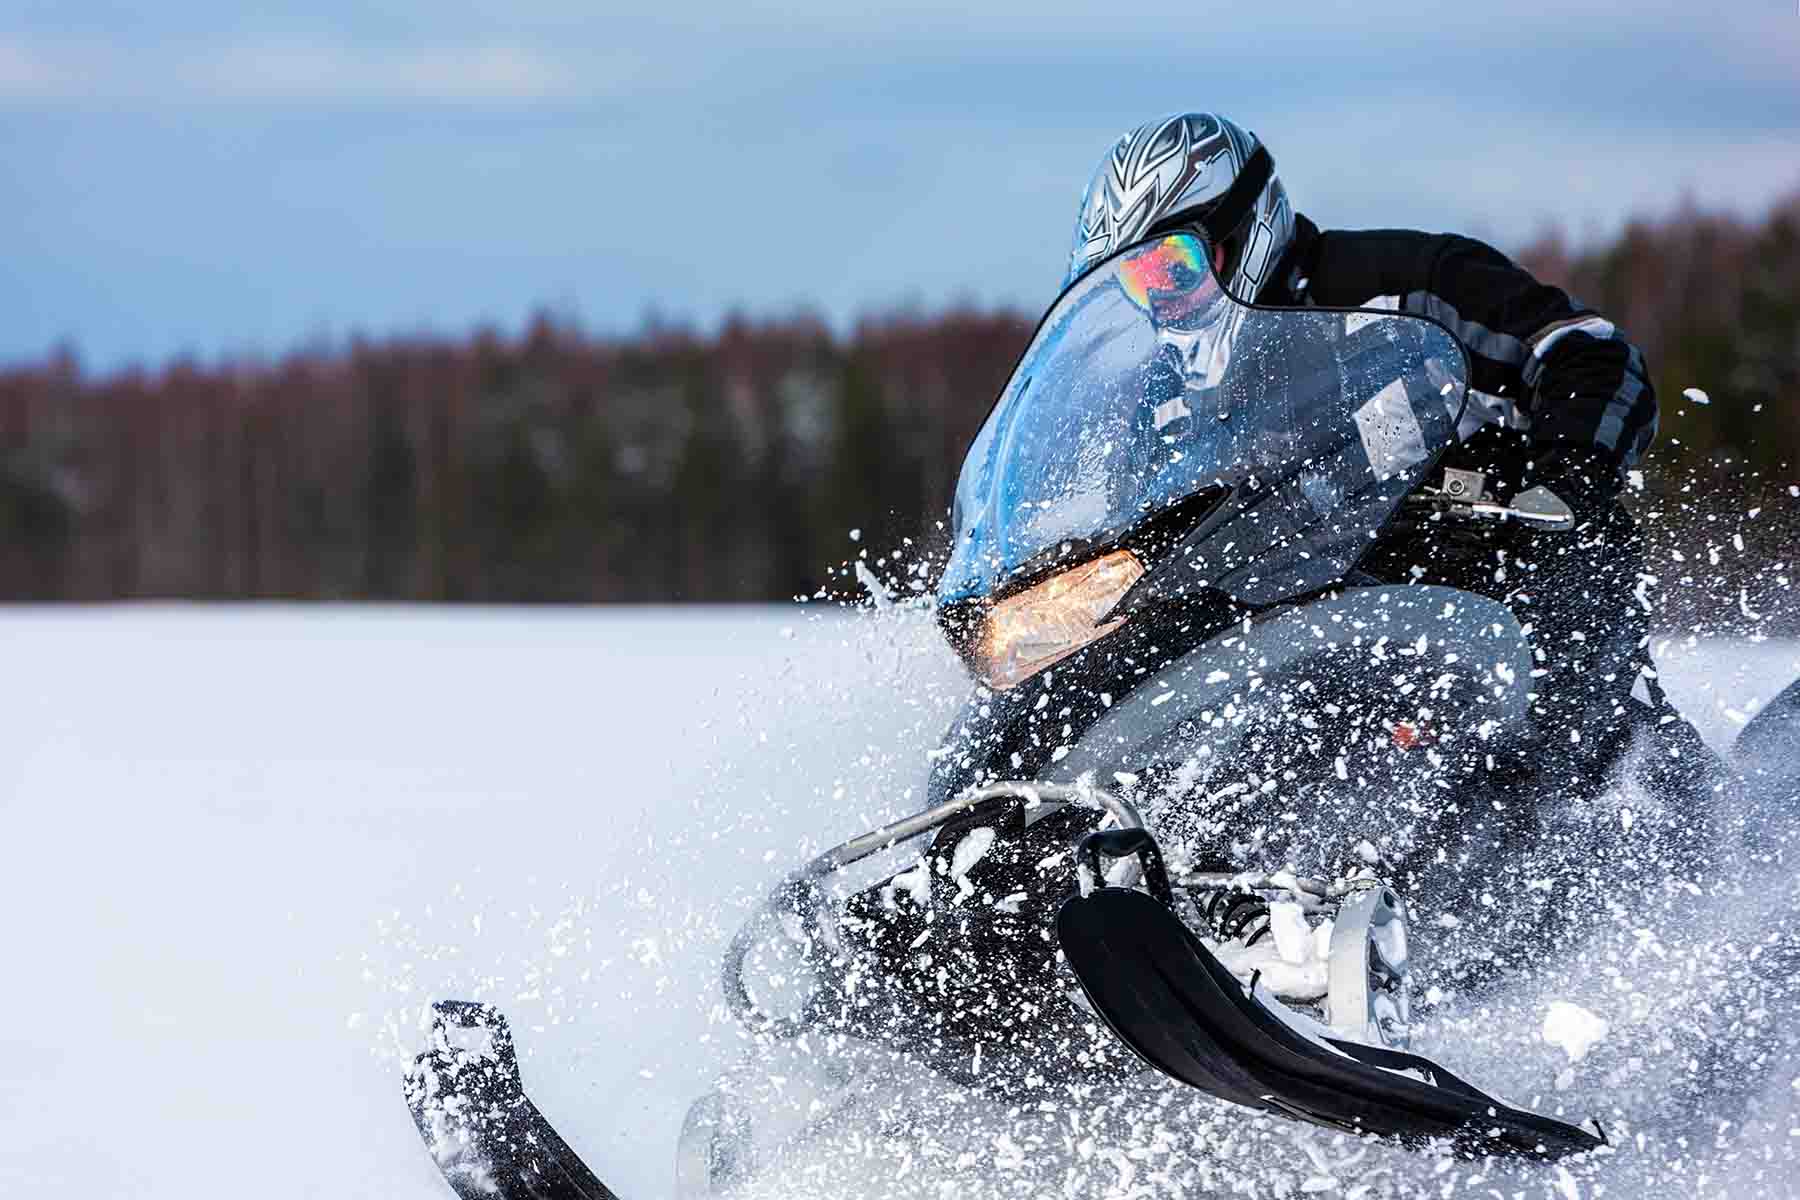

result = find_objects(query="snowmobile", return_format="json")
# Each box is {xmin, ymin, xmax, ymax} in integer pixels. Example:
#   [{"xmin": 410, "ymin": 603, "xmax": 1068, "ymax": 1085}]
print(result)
[{"xmin": 403, "ymin": 231, "xmax": 1800, "ymax": 1198}]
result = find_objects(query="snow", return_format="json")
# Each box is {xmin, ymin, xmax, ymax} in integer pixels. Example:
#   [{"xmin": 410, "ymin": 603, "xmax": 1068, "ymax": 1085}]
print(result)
[
  {"xmin": 1269, "ymin": 900, "xmax": 1314, "ymax": 965},
  {"xmin": 1542, "ymin": 1000, "xmax": 1611, "ymax": 1062},
  {"xmin": 0, "ymin": 604, "xmax": 964, "ymax": 1200},
  {"xmin": 949, "ymin": 826, "xmax": 996, "ymax": 881},
  {"xmin": 1209, "ymin": 899, "xmax": 1335, "ymax": 1002},
  {"xmin": 0, "ymin": 604, "xmax": 1798, "ymax": 1199}
]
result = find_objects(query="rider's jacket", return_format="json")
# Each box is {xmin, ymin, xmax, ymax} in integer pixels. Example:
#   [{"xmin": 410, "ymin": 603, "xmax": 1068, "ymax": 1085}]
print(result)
[
  {"xmin": 1260, "ymin": 215, "xmax": 1656, "ymax": 474},
  {"xmin": 1257, "ymin": 217, "xmax": 1665, "ymax": 764}
]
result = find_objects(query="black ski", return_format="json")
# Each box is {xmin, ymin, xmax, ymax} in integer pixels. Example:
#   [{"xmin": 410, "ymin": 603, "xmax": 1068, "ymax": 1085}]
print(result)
[
  {"xmin": 405, "ymin": 1001, "xmax": 621, "ymax": 1200},
  {"xmin": 1056, "ymin": 833, "xmax": 1603, "ymax": 1160}
]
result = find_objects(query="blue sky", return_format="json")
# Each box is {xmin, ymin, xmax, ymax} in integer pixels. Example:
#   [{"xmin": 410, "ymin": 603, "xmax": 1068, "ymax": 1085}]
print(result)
[{"xmin": 5, "ymin": 2, "xmax": 1798, "ymax": 370}]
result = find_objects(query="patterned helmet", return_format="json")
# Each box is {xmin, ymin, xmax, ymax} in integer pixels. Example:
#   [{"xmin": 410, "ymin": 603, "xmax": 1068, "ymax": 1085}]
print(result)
[{"xmin": 1067, "ymin": 113, "xmax": 1295, "ymax": 302}]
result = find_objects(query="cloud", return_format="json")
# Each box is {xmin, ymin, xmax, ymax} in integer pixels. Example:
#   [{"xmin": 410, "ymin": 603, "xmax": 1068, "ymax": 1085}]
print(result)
[
  {"xmin": 3, "ymin": 3, "xmax": 1795, "ymax": 367},
  {"xmin": 189, "ymin": 41, "xmax": 586, "ymax": 103},
  {"xmin": 0, "ymin": 39, "xmax": 82, "ymax": 97},
  {"xmin": 0, "ymin": 35, "xmax": 603, "ymax": 105},
  {"xmin": 1279, "ymin": 112, "xmax": 1800, "ymax": 247}
]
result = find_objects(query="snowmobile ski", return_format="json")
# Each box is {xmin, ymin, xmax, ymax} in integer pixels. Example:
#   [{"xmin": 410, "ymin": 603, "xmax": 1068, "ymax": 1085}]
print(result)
[
  {"xmin": 405, "ymin": 1001, "xmax": 621, "ymax": 1200},
  {"xmin": 1056, "ymin": 831, "xmax": 1604, "ymax": 1160}
]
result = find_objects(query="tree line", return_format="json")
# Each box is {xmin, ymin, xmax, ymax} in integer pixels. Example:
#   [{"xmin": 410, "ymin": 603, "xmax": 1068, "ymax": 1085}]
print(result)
[
  {"xmin": 0, "ymin": 312, "xmax": 1026, "ymax": 602},
  {"xmin": 1, "ymin": 192, "xmax": 1795, "ymax": 614}
]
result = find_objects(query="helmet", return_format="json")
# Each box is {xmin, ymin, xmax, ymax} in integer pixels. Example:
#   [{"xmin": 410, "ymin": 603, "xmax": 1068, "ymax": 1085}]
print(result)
[{"xmin": 1067, "ymin": 113, "xmax": 1295, "ymax": 303}]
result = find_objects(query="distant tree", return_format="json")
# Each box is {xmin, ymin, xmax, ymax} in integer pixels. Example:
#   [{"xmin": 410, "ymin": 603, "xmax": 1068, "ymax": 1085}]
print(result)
[{"xmin": 1, "ymin": 193, "xmax": 1792, "ymax": 623}]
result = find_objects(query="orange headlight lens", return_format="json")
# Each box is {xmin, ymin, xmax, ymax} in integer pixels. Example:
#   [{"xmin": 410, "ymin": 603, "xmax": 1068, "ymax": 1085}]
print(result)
[{"xmin": 974, "ymin": 549, "xmax": 1144, "ymax": 689}]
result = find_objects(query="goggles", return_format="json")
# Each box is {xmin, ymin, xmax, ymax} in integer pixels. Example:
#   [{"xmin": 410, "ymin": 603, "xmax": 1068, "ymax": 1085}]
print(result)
[{"xmin": 1116, "ymin": 234, "xmax": 1219, "ymax": 315}]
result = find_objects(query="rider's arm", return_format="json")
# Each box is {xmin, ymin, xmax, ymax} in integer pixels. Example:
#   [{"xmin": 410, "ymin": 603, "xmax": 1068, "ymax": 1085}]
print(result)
[
  {"xmin": 1298, "ymin": 224, "xmax": 1656, "ymax": 496},
  {"xmin": 1424, "ymin": 234, "xmax": 1657, "ymax": 478}
]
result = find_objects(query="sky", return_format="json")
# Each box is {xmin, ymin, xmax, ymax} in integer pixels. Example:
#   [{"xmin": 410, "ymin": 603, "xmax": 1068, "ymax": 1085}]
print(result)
[{"xmin": 4, "ymin": 1, "xmax": 1798, "ymax": 371}]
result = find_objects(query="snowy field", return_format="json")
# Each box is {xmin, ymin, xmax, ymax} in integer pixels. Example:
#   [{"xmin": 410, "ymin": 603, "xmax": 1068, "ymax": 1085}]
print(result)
[{"xmin": 2, "ymin": 605, "xmax": 1798, "ymax": 1199}]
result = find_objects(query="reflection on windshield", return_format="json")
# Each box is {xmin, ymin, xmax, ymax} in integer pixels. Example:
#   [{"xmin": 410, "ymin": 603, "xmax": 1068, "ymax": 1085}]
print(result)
[{"xmin": 941, "ymin": 233, "xmax": 1467, "ymax": 608}]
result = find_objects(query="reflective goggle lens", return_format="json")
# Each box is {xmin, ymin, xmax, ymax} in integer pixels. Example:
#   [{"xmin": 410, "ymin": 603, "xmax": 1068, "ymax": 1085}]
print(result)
[{"xmin": 1117, "ymin": 235, "xmax": 1213, "ymax": 311}]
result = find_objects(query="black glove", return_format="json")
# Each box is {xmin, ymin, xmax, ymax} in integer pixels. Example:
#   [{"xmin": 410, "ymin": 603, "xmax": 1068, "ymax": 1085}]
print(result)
[{"xmin": 1524, "ymin": 444, "xmax": 1622, "ymax": 526}]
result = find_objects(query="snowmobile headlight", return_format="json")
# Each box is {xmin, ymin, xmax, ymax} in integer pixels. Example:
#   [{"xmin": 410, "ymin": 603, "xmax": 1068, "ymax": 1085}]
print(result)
[{"xmin": 976, "ymin": 549, "xmax": 1144, "ymax": 690}]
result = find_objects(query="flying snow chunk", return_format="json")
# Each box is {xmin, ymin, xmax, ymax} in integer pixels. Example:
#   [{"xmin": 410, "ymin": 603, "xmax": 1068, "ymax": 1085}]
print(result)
[
  {"xmin": 887, "ymin": 861, "xmax": 931, "ymax": 907},
  {"xmin": 854, "ymin": 560, "xmax": 894, "ymax": 608},
  {"xmin": 1269, "ymin": 902, "xmax": 1313, "ymax": 965},
  {"xmin": 1682, "ymin": 387, "xmax": 1711, "ymax": 406},
  {"xmin": 950, "ymin": 826, "xmax": 996, "ymax": 880},
  {"xmin": 1542, "ymin": 1000, "xmax": 1609, "ymax": 1062}
]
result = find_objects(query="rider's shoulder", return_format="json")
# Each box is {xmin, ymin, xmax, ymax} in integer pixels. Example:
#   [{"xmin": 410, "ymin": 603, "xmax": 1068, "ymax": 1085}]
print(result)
[
  {"xmin": 1298, "ymin": 224, "xmax": 1444, "ymax": 303},
  {"xmin": 1303, "ymin": 224, "xmax": 1521, "ymax": 304}
]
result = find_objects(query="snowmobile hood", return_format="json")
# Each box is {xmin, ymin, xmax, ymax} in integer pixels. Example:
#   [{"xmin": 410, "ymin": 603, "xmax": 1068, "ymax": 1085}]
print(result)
[{"xmin": 939, "ymin": 232, "xmax": 1471, "ymax": 609}]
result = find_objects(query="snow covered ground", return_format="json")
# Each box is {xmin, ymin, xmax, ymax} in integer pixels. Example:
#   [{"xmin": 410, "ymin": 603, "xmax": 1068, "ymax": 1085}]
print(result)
[{"xmin": 0, "ymin": 605, "xmax": 1796, "ymax": 1199}]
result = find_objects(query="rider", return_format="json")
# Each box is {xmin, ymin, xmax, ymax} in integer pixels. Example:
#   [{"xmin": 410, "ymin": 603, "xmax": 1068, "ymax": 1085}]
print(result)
[
  {"xmin": 1069, "ymin": 111, "xmax": 1708, "ymax": 798},
  {"xmin": 833, "ymin": 115, "xmax": 1718, "ymax": 1077}
]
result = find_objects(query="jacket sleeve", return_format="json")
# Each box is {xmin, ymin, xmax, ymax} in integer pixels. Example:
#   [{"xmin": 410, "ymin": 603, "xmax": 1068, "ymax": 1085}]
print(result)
[{"xmin": 1423, "ymin": 235, "xmax": 1657, "ymax": 470}]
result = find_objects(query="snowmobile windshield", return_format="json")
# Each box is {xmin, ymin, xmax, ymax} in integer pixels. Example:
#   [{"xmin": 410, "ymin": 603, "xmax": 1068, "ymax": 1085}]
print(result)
[{"xmin": 939, "ymin": 232, "xmax": 1469, "ymax": 607}]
